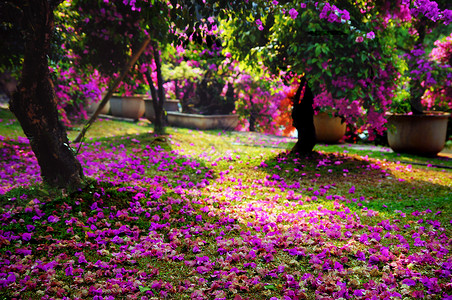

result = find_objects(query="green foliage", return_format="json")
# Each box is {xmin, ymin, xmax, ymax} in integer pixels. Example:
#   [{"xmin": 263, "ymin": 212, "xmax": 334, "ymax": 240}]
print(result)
[
  {"xmin": 162, "ymin": 61, "xmax": 204, "ymax": 82},
  {"xmin": 222, "ymin": 0, "xmax": 400, "ymax": 105}
]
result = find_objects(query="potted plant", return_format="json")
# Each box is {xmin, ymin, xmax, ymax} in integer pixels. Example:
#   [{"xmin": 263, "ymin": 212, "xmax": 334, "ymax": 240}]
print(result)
[
  {"xmin": 387, "ymin": 34, "xmax": 452, "ymax": 156},
  {"xmin": 164, "ymin": 59, "xmax": 239, "ymax": 130},
  {"xmin": 110, "ymin": 84, "xmax": 146, "ymax": 120},
  {"xmin": 307, "ymin": 88, "xmax": 348, "ymax": 143},
  {"xmin": 144, "ymin": 97, "xmax": 181, "ymax": 122},
  {"xmin": 313, "ymin": 111, "xmax": 347, "ymax": 143},
  {"xmin": 86, "ymin": 91, "xmax": 110, "ymax": 115}
]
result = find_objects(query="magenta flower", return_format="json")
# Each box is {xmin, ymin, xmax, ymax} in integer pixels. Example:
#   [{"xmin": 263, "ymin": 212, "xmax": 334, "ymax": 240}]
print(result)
[
  {"xmin": 401, "ymin": 278, "xmax": 416, "ymax": 286},
  {"xmin": 47, "ymin": 215, "xmax": 60, "ymax": 223},
  {"xmin": 65, "ymin": 265, "xmax": 74, "ymax": 276},
  {"xmin": 356, "ymin": 251, "xmax": 366, "ymax": 260},
  {"xmin": 256, "ymin": 19, "xmax": 264, "ymax": 31},
  {"xmin": 21, "ymin": 232, "xmax": 32, "ymax": 241},
  {"xmin": 366, "ymin": 31, "xmax": 375, "ymax": 39},
  {"xmin": 289, "ymin": 8, "xmax": 298, "ymax": 19}
]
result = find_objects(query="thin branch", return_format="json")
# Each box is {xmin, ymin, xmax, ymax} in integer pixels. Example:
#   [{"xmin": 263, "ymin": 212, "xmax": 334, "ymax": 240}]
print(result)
[{"xmin": 73, "ymin": 36, "xmax": 152, "ymax": 143}]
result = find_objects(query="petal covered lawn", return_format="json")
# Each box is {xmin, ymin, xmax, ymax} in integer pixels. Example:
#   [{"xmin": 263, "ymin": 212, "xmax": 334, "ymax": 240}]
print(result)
[{"xmin": 0, "ymin": 126, "xmax": 451, "ymax": 300}]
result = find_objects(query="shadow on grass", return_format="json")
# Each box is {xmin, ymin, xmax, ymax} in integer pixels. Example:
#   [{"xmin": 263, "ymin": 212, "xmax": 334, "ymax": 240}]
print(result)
[
  {"xmin": 1, "ymin": 131, "xmax": 218, "ymax": 208},
  {"xmin": 260, "ymin": 149, "xmax": 451, "ymax": 228},
  {"xmin": 316, "ymin": 143, "xmax": 452, "ymax": 169}
]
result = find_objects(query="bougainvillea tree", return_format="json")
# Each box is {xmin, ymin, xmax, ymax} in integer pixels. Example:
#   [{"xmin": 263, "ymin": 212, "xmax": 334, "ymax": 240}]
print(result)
[
  {"xmin": 69, "ymin": 0, "xmax": 170, "ymax": 135},
  {"xmin": 72, "ymin": 0, "xmax": 228, "ymax": 135},
  {"xmin": 0, "ymin": 0, "xmax": 220, "ymax": 187},
  {"xmin": 49, "ymin": 1, "xmax": 110, "ymax": 128},
  {"xmin": 163, "ymin": 39, "xmax": 237, "ymax": 116},
  {"xmin": 422, "ymin": 33, "xmax": 452, "ymax": 111},
  {"xmin": 0, "ymin": 0, "xmax": 84, "ymax": 189},
  {"xmin": 220, "ymin": 0, "xmax": 452, "ymax": 153},
  {"xmin": 233, "ymin": 68, "xmax": 287, "ymax": 134}
]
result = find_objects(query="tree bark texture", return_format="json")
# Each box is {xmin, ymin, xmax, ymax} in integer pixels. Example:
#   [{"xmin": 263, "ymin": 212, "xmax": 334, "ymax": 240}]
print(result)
[
  {"xmin": 291, "ymin": 77, "xmax": 316, "ymax": 155},
  {"xmin": 149, "ymin": 41, "xmax": 166, "ymax": 135},
  {"xmin": 9, "ymin": 0, "xmax": 83, "ymax": 189},
  {"xmin": 248, "ymin": 97, "xmax": 256, "ymax": 132}
]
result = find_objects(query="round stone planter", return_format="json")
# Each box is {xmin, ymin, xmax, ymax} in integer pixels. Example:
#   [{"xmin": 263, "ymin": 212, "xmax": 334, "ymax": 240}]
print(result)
[
  {"xmin": 167, "ymin": 112, "xmax": 238, "ymax": 130},
  {"xmin": 110, "ymin": 94, "xmax": 145, "ymax": 120},
  {"xmin": 86, "ymin": 93, "xmax": 110, "ymax": 115},
  {"xmin": 314, "ymin": 113, "xmax": 346, "ymax": 143},
  {"xmin": 387, "ymin": 111, "xmax": 450, "ymax": 156},
  {"xmin": 144, "ymin": 99, "xmax": 180, "ymax": 122}
]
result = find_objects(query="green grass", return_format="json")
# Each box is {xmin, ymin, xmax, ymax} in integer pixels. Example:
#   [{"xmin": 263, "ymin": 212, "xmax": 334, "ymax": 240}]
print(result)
[{"xmin": 1, "ymin": 107, "xmax": 451, "ymax": 299}]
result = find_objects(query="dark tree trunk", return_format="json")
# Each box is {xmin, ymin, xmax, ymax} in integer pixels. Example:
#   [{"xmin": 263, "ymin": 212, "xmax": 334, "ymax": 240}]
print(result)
[
  {"xmin": 151, "ymin": 42, "xmax": 165, "ymax": 134},
  {"xmin": 248, "ymin": 96, "xmax": 256, "ymax": 132},
  {"xmin": 181, "ymin": 81, "xmax": 194, "ymax": 112},
  {"xmin": 144, "ymin": 69, "xmax": 161, "ymax": 126},
  {"xmin": 291, "ymin": 77, "xmax": 316, "ymax": 155},
  {"xmin": 9, "ymin": 0, "xmax": 83, "ymax": 189},
  {"xmin": 175, "ymin": 79, "xmax": 179, "ymax": 100},
  {"xmin": 410, "ymin": 79, "xmax": 425, "ymax": 115}
]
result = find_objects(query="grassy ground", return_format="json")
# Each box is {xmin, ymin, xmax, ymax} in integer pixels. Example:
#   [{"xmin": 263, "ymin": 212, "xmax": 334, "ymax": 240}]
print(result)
[{"xmin": 0, "ymin": 108, "xmax": 451, "ymax": 299}]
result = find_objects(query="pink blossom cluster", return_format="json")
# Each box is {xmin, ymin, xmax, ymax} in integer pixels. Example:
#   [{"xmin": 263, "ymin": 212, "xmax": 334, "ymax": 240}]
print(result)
[
  {"xmin": 51, "ymin": 64, "xmax": 108, "ymax": 127},
  {"xmin": 430, "ymin": 33, "xmax": 452, "ymax": 66},
  {"xmin": 382, "ymin": 0, "xmax": 412, "ymax": 23},
  {"xmin": 233, "ymin": 72, "xmax": 286, "ymax": 135},
  {"xmin": 318, "ymin": 2, "xmax": 350, "ymax": 23},
  {"xmin": 422, "ymin": 34, "xmax": 452, "ymax": 111},
  {"xmin": 313, "ymin": 62, "xmax": 397, "ymax": 139},
  {"xmin": 410, "ymin": 0, "xmax": 452, "ymax": 25}
]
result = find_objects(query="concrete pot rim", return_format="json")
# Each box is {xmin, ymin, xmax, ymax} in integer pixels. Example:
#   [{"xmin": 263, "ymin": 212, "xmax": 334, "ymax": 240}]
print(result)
[
  {"xmin": 144, "ymin": 98, "xmax": 180, "ymax": 102},
  {"xmin": 386, "ymin": 111, "xmax": 450, "ymax": 119},
  {"xmin": 167, "ymin": 112, "xmax": 238, "ymax": 118},
  {"xmin": 111, "ymin": 94, "xmax": 145, "ymax": 99}
]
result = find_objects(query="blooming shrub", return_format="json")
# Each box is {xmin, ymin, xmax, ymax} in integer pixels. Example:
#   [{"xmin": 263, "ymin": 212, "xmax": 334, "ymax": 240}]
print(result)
[
  {"xmin": 423, "ymin": 33, "xmax": 452, "ymax": 111},
  {"xmin": 275, "ymin": 85, "xmax": 297, "ymax": 136},
  {"xmin": 234, "ymin": 71, "xmax": 286, "ymax": 134},
  {"xmin": 51, "ymin": 62, "xmax": 107, "ymax": 127}
]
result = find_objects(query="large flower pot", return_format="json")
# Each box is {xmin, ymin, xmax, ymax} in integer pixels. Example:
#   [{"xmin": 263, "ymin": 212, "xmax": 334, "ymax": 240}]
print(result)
[
  {"xmin": 387, "ymin": 112, "xmax": 450, "ymax": 156},
  {"xmin": 110, "ymin": 94, "xmax": 145, "ymax": 120},
  {"xmin": 167, "ymin": 112, "xmax": 238, "ymax": 130},
  {"xmin": 314, "ymin": 113, "xmax": 346, "ymax": 143},
  {"xmin": 86, "ymin": 92, "xmax": 110, "ymax": 115},
  {"xmin": 144, "ymin": 99, "xmax": 180, "ymax": 122}
]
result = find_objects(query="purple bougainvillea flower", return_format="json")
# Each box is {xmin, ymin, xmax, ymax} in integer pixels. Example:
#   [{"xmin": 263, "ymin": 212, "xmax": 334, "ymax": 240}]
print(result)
[
  {"xmin": 366, "ymin": 31, "xmax": 375, "ymax": 39},
  {"xmin": 356, "ymin": 251, "xmax": 366, "ymax": 261},
  {"xmin": 401, "ymin": 278, "xmax": 416, "ymax": 286},
  {"xmin": 47, "ymin": 215, "xmax": 60, "ymax": 223},
  {"xmin": 289, "ymin": 8, "xmax": 298, "ymax": 19}
]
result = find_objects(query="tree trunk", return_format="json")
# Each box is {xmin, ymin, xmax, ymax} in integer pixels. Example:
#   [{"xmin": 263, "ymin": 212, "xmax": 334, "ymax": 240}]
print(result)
[
  {"xmin": 148, "ymin": 41, "xmax": 166, "ymax": 135},
  {"xmin": 248, "ymin": 96, "xmax": 256, "ymax": 132},
  {"xmin": 9, "ymin": 0, "xmax": 83, "ymax": 189},
  {"xmin": 182, "ymin": 82, "xmax": 194, "ymax": 112},
  {"xmin": 175, "ymin": 79, "xmax": 179, "ymax": 100},
  {"xmin": 291, "ymin": 77, "xmax": 316, "ymax": 155},
  {"xmin": 410, "ymin": 79, "xmax": 425, "ymax": 115},
  {"xmin": 145, "ymin": 71, "xmax": 165, "ymax": 134}
]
